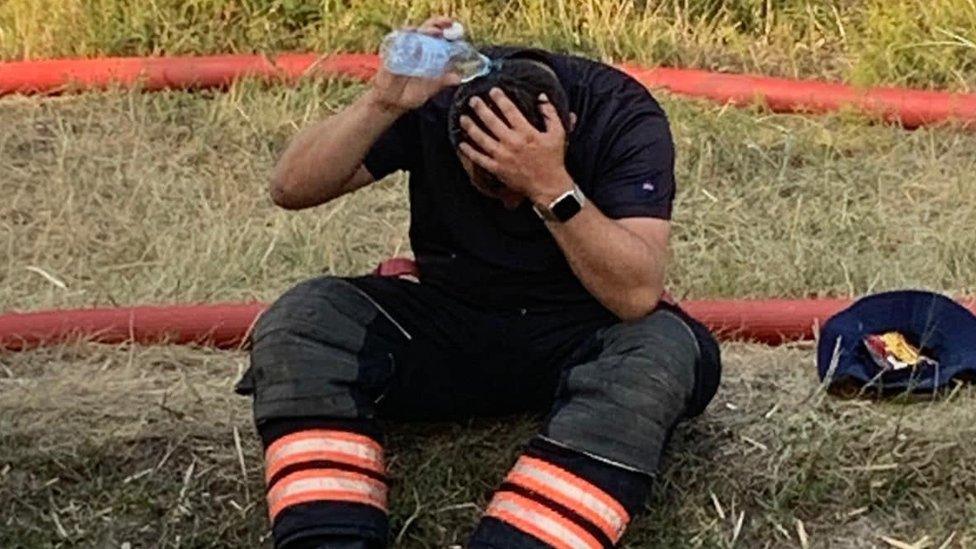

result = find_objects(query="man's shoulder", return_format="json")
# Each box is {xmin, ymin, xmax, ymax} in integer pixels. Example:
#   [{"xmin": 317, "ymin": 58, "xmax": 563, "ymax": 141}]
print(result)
[
  {"xmin": 493, "ymin": 47, "xmax": 664, "ymax": 117},
  {"xmin": 485, "ymin": 46, "xmax": 635, "ymax": 89}
]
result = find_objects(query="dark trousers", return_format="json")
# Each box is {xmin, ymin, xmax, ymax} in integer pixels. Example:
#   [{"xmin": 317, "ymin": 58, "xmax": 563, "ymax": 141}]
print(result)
[{"xmin": 238, "ymin": 275, "xmax": 721, "ymax": 547}]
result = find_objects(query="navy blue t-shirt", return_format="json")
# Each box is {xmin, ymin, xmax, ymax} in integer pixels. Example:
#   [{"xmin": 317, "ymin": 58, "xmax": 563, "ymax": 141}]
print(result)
[{"xmin": 363, "ymin": 49, "xmax": 676, "ymax": 310}]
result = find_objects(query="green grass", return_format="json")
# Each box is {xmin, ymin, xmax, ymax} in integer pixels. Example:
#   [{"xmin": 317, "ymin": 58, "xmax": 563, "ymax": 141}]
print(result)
[{"xmin": 1, "ymin": 1, "xmax": 975, "ymax": 91}]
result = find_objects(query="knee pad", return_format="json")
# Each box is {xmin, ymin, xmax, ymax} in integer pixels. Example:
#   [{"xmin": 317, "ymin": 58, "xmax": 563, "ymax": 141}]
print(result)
[
  {"xmin": 543, "ymin": 309, "xmax": 700, "ymax": 475},
  {"xmin": 235, "ymin": 277, "xmax": 394, "ymax": 424}
]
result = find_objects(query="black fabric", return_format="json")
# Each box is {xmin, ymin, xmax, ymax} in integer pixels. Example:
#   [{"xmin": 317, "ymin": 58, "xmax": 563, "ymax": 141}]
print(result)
[
  {"xmin": 274, "ymin": 502, "xmax": 388, "ymax": 549},
  {"xmin": 242, "ymin": 274, "xmax": 719, "ymax": 431},
  {"xmin": 468, "ymin": 518, "xmax": 553, "ymax": 549},
  {"xmin": 242, "ymin": 275, "xmax": 720, "ymax": 547},
  {"xmin": 468, "ymin": 438, "xmax": 650, "ymax": 548},
  {"xmin": 664, "ymin": 302, "xmax": 722, "ymax": 417},
  {"xmin": 542, "ymin": 308, "xmax": 700, "ymax": 475},
  {"xmin": 239, "ymin": 277, "xmax": 392, "ymax": 423},
  {"xmin": 524, "ymin": 437, "xmax": 649, "ymax": 516},
  {"xmin": 363, "ymin": 47, "xmax": 676, "ymax": 310},
  {"xmin": 348, "ymin": 275, "xmax": 617, "ymax": 420},
  {"xmin": 286, "ymin": 534, "xmax": 381, "ymax": 549},
  {"xmin": 240, "ymin": 275, "xmax": 608, "ymax": 426},
  {"xmin": 259, "ymin": 417, "xmax": 382, "ymax": 447}
]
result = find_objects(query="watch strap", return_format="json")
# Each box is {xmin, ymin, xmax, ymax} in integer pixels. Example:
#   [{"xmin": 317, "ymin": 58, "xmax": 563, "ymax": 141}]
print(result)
[{"xmin": 533, "ymin": 184, "xmax": 585, "ymax": 223}]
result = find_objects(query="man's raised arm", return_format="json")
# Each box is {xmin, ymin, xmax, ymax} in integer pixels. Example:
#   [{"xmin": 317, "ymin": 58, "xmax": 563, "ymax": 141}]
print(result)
[{"xmin": 270, "ymin": 17, "xmax": 460, "ymax": 210}]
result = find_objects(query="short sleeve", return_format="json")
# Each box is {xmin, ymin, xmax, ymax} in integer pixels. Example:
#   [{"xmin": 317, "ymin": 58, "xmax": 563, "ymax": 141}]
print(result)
[
  {"xmin": 362, "ymin": 111, "xmax": 420, "ymax": 180},
  {"xmin": 588, "ymin": 100, "xmax": 676, "ymax": 220}
]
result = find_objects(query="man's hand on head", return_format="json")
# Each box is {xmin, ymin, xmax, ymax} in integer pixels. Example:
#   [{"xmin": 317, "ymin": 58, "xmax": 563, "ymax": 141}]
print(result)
[{"xmin": 458, "ymin": 88, "xmax": 574, "ymax": 205}]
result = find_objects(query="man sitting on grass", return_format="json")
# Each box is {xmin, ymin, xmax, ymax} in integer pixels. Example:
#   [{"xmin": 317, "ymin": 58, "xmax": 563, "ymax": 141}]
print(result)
[{"xmin": 236, "ymin": 16, "xmax": 721, "ymax": 548}]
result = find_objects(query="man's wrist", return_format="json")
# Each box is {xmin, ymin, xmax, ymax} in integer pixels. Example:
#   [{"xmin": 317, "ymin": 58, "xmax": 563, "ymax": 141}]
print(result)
[
  {"xmin": 361, "ymin": 89, "xmax": 408, "ymax": 119},
  {"xmin": 529, "ymin": 170, "xmax": 576, "ymax": 207}
]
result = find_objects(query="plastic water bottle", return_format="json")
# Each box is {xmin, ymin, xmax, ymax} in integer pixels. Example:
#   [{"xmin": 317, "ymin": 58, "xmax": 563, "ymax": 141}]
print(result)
[{"xmin": 380, "ymin": 22, "xmax": 490, "ymax": 83}]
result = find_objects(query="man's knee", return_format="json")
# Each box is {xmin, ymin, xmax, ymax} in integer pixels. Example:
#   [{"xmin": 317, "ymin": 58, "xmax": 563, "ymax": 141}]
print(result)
[
  {"xmin": 544, "ymin": 309, "xmax": 704, "ymax": 475},
  {"xmin": 253, "ymin": 276, "xmax": 377, "ymax": 344},
  {"xmin": 237, "ymin": 276, "xmax": 391, "ymax": 424}
]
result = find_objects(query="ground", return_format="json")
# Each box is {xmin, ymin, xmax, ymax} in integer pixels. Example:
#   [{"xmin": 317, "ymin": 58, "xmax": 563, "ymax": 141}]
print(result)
[
  {"xmin": 2, "ymin": 38, "xmax": 976, "ymax": 549},
  {"xmin": 3, "ymin": 342, "xmax": 974, "ymax": 547}
]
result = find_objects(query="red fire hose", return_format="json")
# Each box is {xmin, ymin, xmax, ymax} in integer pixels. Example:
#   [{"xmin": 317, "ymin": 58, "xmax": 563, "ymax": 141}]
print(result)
[
  {"xmin": 3, "ymin": 56, "xmax": 974, "ymax": 350},
  {"xmin": 2, "ymin": 53, "xmax": 976, "ymax": 128},
  {"xmin": 0, "ymin": 299, "xmax": 831, "ymax": 351},
  {"xmin": 0, "ymin": 302, "xmax": 266, "ymax": 352},
  {"xmin": 3, "ymin": 261, "xmax": 974, "ymax": 351},
  {"xmin": 3, "ymin": 294, "xmax": 974, "ymax": 351}
]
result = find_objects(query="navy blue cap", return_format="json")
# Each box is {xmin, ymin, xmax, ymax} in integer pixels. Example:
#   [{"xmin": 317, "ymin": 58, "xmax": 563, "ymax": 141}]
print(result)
[{"xmin": 817, "ymin": 290, "xmax": 976, "ymax": 393}]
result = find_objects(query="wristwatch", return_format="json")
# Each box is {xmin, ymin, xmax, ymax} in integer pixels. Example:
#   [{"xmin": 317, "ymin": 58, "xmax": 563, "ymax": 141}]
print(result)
[{"xmin": 533, "ymin": 184, "xmax": 586, "ymax": 223}]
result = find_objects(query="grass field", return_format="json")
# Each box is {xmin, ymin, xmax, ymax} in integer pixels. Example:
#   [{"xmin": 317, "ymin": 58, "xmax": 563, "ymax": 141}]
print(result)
[
  {"xmin": 3, "ymin": 81, "xmax": 976, "ymax": 311},
  {"xmin": 3, "ymin": 1, "xmax": 976, "ymax": 545},
  {"xmin": 4, "ymin": 342, "xmax": 974, "ymax": 547},
  {"xmin": 1, "ymin": 0, "xmax": 976, "ymax": 91},
  {"xmin": 2, "ymin": 78, "xmax": 976, "ymax": 546}
]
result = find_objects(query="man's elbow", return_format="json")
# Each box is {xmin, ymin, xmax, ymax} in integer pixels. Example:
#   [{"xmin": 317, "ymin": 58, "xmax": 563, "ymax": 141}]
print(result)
[
  {"xmin": 612, "ymin": 286, "xmax": 663, "ymax": 322},
  {"xmin": 269, "ymin": 169, "xmax": 304, "ymax": 210}
]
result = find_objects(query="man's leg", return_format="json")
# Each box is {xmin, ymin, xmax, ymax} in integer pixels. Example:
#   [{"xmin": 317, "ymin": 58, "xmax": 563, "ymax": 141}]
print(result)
[
  {"xmin": 237, "ymin": 275, "xmax": 494, "ymax": 548},
  {"xmin": 469, "ymin": 307, "xmax": 721, "ymax": 548}
]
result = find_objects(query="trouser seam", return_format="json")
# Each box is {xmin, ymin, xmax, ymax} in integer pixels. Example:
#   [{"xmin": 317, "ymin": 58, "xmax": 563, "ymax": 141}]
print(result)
[
  {"xmin": 657, "ymin": 308, "xmax": 704, "ymax": 416},
  {"xmin": 348, "ymin": 284, "xmax": 413, "ymax": 341},
  {"xmin": 535, "ymin": 435, "xmax": 651, "ymax": 476},
  {"xmin": 657, "ymin": 309, "xmax": 701, "ymax": 361}
]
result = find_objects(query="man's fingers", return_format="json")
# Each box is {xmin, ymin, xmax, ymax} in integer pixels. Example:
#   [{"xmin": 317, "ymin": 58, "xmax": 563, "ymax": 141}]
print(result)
[
  {"xmin": 468, "ymin": 96, "xmax": 514, "ymax": 140},
  {"xmin": 422, "ymin": 16, "xmax": 455, "ymax": 28},
  {"xmin": 459, "ymin": 116, "xmax": 501, "ymax": 155},
  {"xmin": 489, "ymin": 88, "xmax": 534, "ymax": 133},
  {"xmin": 458, "ymin": 142, "xmax": 499, "ymax": 172},
  {"xmin": 441, "ymin": 71, "xmax": 463, "ymax": 87},
  {"xmin": 417, "ymin": 16, "xmax": 454, "ymax": 36},
  {"xmin": 538, "ymin": 94, "xmax": 564, "ymax": 133}
]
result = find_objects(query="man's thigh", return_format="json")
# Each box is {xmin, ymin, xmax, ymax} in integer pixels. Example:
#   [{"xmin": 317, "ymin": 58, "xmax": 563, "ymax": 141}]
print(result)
[
  {"xmin": 243, "ymin": 274, "xmax": 573, "ymax": 425},
  {"xmin": 349, "ymin": 277, "xmax": 572, "ymax": 421},
  {"xmin": 239, "ymin": 275, "xmax": 478, "ymax": 422},
  {"xmin": 542, "ymin": 307, "xmax": 716, "ymax": 475}
]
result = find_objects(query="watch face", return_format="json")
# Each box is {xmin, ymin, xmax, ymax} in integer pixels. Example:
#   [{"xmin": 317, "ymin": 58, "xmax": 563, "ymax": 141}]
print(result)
[{"xmin": 551, "ymin": 193, "xmax": 583, "ymax": 222}]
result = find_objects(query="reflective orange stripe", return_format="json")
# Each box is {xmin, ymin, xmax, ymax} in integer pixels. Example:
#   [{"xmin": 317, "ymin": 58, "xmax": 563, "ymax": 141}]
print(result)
[
  {"xmin": 267, "ymin": 468, "xmax": 387, "ymax": 521},
  {"xmin": 264, "ymin": 430, "xmax": 384, "ymax": 482},
  {"xmin": 506, "ymin": 456, "xmax": 629, "ymax": 542},
  {"xmin": 486, "ymin": 491, "xmax": 602, "ymax": 549}
]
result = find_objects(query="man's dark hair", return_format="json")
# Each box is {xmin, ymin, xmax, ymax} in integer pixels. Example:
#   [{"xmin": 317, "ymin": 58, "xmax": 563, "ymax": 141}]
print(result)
[{"xmin": 448, "ymin": 51, "xmax": 572, "ymax": 152}]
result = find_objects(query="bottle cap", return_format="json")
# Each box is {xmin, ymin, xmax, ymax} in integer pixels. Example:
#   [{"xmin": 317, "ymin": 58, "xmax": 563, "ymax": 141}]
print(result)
[{"xmin": 443, "ymin": 22, "xmax": 464, "ymax": 41}]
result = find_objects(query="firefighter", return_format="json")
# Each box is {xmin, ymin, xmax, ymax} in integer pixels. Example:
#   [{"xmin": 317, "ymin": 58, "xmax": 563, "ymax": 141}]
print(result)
[{"xmin": 237, "ymin": 17, "xmax": 721, "ymax": 548}]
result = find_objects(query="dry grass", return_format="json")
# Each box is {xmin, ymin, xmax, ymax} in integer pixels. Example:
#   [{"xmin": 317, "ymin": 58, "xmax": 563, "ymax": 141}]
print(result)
[
  {"xmin": 2, "ymin": 80, "xmax": 975, "ymax": 312},
  {"xmin": 1, "ymin": 1, "xmax": 975, "ymax": 90},
  {"xmin": 3, "ymin": 73, "xmax": 976, "ymax": 546},
  {"xmin": 2, "ymin": 342, "xmax": 974, "ymax": 547}
]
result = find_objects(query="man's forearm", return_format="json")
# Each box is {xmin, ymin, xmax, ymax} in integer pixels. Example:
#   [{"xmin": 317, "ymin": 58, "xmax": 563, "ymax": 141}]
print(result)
[
  {"xmin": 452, "ymin": 87, "xmax": 669, "ymax": 319},
  {"xmin": 538, "ymin": 179, "xmax": 668, "ymax": 320},
  {"xmin": 549, "ymin": 209, "xmax": 666, "ymax": 320},
  {"xmin": 270, "ymin": 90, "xmax": 401, "ymax": 209}
]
